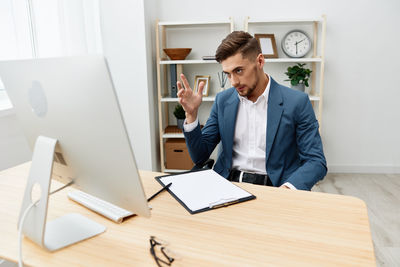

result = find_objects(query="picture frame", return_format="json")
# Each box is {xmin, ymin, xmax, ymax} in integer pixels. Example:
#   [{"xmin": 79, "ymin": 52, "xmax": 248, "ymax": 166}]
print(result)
[
  {"xmin": 194, "ymin": 75, "xmax": 210, "ymax": 96},
  {"xmin": 254, "ymin": 34, "xmax": 278, "ymax": 58}
]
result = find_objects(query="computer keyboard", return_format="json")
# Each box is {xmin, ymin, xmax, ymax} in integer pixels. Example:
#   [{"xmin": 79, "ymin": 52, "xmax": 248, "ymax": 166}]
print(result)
[{"xmin": 67, "ymin": 190, "xmax": 134, "ymax": 223}]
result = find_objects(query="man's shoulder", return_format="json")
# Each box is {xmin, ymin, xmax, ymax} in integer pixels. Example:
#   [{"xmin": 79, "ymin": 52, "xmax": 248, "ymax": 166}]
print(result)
[
  {"xmin": 272, "ymin": 79, "xmax": 308, "ymax": 103},
  {"xmin": 215, "ymin": 87, "xmax": 237, "ymax": 102}
]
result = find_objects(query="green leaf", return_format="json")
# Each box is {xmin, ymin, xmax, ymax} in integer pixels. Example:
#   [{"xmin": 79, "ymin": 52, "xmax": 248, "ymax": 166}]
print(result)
[
  {"xmin": 173, "ymin": 104, "xmax": 186, "ymax": 119},
  {"xmin": 285, "ymin": 63, "xmax": 312, "ymax": 86}
]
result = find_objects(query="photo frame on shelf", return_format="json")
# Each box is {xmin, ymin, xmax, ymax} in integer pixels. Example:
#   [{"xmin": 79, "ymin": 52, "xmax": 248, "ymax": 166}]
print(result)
[
  {"xmin": 194, "ymin": 75, "xmax": 210, "ymax": 96},
  {"xmin": 254, "ymin": 34, "xmax": 278, "ymax": 58}
]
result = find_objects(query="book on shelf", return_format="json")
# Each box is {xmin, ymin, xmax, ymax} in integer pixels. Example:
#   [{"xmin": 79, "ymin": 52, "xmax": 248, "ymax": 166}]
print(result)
[
  {"xmin": 170, "ymin": 64, "xmax": 177, "ymax": 97},
  {"xmin": 165, "ymin": 125, "xmax": 183, "ymax": 134},
  {"xmin": 164, "ymin": 125, "xmax": 204, "ymax": 135},
  {"xmin": 202, "ymin": 56, "xmax": 216, "ymax": 60}
]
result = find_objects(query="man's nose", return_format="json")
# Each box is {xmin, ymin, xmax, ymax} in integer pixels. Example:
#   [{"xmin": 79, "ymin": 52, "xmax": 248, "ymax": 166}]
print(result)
[{"xmin": 230, "ymin": 75, "xmax": 239, "ymax": 87}]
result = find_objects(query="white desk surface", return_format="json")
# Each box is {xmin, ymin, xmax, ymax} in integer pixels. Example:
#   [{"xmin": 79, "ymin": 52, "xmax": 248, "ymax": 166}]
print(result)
[{"xmin": 0, "ymin": 163, "xmax": 376, "ymax": 266}]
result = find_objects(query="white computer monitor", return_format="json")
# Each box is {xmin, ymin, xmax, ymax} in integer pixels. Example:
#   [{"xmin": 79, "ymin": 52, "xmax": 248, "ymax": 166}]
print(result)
[{"xmin": 0, "ymin": 55, "xmax": 151, "ymax": 250}]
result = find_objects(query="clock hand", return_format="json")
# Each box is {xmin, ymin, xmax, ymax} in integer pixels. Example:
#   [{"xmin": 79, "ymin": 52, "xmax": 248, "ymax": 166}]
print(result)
[
  {"xmin": 295, "ymin": 41, "xmax": 298, "ymax": 55},
  {"xmin": 297, "ymin": 38, "xmax": 306, "ymax": 44}
]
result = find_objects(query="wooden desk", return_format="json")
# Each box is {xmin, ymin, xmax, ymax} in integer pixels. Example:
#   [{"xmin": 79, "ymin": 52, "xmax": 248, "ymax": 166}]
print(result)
[{"xmin": 0, "ymin": 163, "xmax": 375, "ymax": 266}]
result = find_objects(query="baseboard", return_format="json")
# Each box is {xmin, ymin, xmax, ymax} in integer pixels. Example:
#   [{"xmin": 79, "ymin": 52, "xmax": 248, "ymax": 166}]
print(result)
[{"xmin": 328, "ymin": 165, "xmax": 400, "ymax": 174}]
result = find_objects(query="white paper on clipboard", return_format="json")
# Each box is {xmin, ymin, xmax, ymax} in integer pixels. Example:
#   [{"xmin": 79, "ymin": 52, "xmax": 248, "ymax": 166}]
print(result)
[{"xmin": 158, "ymin": 169, "xmax": 254, "ymax": 212}]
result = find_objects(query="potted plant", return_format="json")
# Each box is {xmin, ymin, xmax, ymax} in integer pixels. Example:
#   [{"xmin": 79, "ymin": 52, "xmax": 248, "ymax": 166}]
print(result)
[
  {"xmin": 284, "ymin": 63, "xmax": 312, "ymax": 92},
  {"xmin": 173, "ymin": 104, "xmax": 186, "ymax": 129}
]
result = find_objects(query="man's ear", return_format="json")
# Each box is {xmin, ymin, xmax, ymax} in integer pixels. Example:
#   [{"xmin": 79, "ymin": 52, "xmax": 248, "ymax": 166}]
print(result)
[{"xmin": 256, "ymin": 53, "xmax": 265, "ymax": 69}]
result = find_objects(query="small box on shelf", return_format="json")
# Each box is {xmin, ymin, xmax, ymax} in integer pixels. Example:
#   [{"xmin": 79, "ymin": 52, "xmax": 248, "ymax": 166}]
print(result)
[
  {"xmin": 165, "ymin": 139, "xmax": 194, "ymax": 170},
  {"xmin": 165, "ymin": 125, "xmax": 183, "ymax": 134},
  {"xmin": 164, "ymin": 125, "xmax": 204, "ymax": 134}
]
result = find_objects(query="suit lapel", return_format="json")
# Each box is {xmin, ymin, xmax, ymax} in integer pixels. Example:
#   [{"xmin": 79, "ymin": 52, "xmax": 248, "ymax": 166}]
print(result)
[
  {"xmin": 223, "ymin": 92, "xmax": 239, "ymax": 165},
  {"xmin": 266, "ymin": 78, "xmax": 283, "ymax": 164}
]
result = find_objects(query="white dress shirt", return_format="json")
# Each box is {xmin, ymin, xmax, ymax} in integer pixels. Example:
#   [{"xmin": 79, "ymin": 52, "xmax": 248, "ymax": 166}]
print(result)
[
  {"xmin": 231, "ymin": 76, "xmax": 270, "ymax": 174},
  {"xmin": 184, "ymin": 75, "xmax": 296, "ymax": 190}
]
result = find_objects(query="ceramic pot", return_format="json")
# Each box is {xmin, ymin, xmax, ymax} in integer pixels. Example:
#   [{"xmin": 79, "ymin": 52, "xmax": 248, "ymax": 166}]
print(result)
[
  {"xmin": 291, "ymin": 83, "xmax": 305, "ymax": 92},
  {"xmin": 177, "ymin": 118, "xmax": 185, "ymax": 130}
]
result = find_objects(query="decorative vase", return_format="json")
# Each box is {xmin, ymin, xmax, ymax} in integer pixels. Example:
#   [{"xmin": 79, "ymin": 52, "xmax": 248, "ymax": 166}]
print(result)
[
  {"xmin": 291, "ymin": 83, "xmax": 305, "ymax": 92},
  {"xmin": 177, "ymin": 118, "xmax": 185, "ymax": 130}
]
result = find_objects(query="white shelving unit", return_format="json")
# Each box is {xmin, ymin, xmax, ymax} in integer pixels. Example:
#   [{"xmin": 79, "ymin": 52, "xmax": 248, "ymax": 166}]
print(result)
[
  {"xmin": 161, "ymin": 96, "xmax": 215, "ymax": 102},
  {"xmin": 156, "ymin": 18, "xmax": 234, "ymax": 172},
  {"xmin": 156, "ymin": 16, "xmax": 327, "ymax": 172},
  {"xmin": 264, "ymin": 58, "xmax": 322, "ymax": 63},
  {"xmin": 162, "ymin": 133, "xmax": 184, "ymax": 139},
  {"xmin": 245, "ymin": 15, "xmax": 327, "ymax": 126},
  {"xmin": 160, "ymin": 60, "xmax": 218, "ymax": 64},
  {"xmin": 158, "ymin": 20, "xmax": 233, "ymax": 26},
  {"xmin": 245, "ymin": 18, "xmax": 324, "ymax": 24}
]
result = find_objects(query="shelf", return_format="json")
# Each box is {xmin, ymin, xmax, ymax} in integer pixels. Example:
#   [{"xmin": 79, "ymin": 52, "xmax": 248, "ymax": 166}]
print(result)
[
  {"xmin": 161, "ymin": 96, "xmax": 215, "ymax": 102},
  {"xmin": 162, "ymin": 95, "xmax": 317, "ymax": 102},
  {"xmin": 160, "ymin": 95, "xmax": 319, "ymax": 139},
  {"xmin": 160, "ymin": 60, "xmax": 218, "ymax": 65},
  {"xmin": 163, "ymin": 133, "xmax": 184, "ymax": 138},
  {"xmin": 160, "ymin": 58, "xmax": 322, "ymax": 64},
  {"xmin": 158, "ymin": 20, "xmax": 231, "ymax": 26},
  {"xmin": 163, "ymin": 125, "xmax": 204, "ymax": 139},
  {"xmin": 163, "ymin": 125, "xmax": 184, "ymax": 139},
  {"xmin": 247, "ymin": 18, "xmax": 323, "ymax": 24},
  {"xmin": 265, "ymin": 58, "xmax": 322, "ymax": 63}
]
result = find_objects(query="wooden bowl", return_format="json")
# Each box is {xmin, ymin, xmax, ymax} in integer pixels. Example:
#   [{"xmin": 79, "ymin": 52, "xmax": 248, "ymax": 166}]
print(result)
[{"xmin": 163, "ymin": 48, "xmax": 192, "ymax": 60}]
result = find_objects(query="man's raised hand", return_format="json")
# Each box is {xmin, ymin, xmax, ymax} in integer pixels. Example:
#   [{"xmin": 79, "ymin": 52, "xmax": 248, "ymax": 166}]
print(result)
[{"xmin": 177, "ymin": 73, "xmax": 204, "ymax": 124}]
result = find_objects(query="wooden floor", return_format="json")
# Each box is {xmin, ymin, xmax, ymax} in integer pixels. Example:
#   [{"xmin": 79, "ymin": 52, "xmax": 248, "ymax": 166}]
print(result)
[
  {"xmin": 1, "ymin": 173, "xmax": 399, "ymax": 266},
  {"xmin": 313, "ymin": 173, "xmax": 400, "ymax": 267}
]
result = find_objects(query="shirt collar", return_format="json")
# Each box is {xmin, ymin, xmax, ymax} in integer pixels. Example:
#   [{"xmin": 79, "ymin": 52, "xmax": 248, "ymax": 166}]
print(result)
[{"xmin": 238, "ymin": 73, "xmax": 271, "ymax": 104}]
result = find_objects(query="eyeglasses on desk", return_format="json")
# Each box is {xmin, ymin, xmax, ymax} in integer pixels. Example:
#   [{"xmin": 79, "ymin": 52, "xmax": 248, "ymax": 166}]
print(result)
[{"xmin": 149, "ymin": 236, "xmax": 176, "ymax": 266}]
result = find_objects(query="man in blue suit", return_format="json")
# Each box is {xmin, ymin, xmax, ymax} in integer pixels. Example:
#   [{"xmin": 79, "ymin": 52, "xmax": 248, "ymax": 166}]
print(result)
[{"xmin": 177, "ymin": 31, "xmax": 326, "ymax": 191}]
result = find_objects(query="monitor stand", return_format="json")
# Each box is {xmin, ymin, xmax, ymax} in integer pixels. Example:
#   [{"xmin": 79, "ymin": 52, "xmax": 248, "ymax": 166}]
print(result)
[{"xmin": 18, "ymin": 136, "xmax": 106, "ymax": 252}]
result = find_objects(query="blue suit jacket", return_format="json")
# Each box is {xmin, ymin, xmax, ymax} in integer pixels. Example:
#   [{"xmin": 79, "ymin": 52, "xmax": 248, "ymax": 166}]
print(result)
[{"xmin": 184, "ymin": 78, "xmax": 327, "ymax": 190}]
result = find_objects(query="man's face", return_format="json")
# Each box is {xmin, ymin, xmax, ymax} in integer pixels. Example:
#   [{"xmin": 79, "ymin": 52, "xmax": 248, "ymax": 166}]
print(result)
[{"xmin": 221, "ymin": 53, "xmax": 263, "ymax": 99}]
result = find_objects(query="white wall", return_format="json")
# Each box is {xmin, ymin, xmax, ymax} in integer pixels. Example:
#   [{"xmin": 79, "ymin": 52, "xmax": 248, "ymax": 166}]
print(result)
[
  {"xmin": 0, "ymin": 0, "xmax": 159, "ymax": 172},
  {"xmin": 99, "ymin": 0, "xmax": 158, "ymax": 171},
  {"xmin": 2, "ymin": 0, "xmax": 399, "ymax": 173},
  {"xmin": 152, "ymin": 0, "xmax": 400, "ymax": 173},
  {"xmin": 0, "ymin": 0, "xmax": 103, "ymax": 171}
]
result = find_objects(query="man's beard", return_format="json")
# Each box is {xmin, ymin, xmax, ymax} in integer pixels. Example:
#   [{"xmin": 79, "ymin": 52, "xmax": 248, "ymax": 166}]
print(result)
[{"xmin": 243, "ymin": 66, "xmax": 259, "ymax": 97}]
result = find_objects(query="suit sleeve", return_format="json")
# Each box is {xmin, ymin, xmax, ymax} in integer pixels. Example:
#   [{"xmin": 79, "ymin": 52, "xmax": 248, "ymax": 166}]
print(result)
[
  {"xmin": 286, "ymin": 94, "xmax": 327, "ymax": 190},
  {"xmin": 183, "ymin": 96, "xmax": 221, "ymax": 166}
]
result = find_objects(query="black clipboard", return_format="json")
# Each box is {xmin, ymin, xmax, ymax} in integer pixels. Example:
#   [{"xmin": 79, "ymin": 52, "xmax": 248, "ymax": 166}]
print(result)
[{"xmin": 155, "ymin": 169, "xmax": 256, "ymax": 214}]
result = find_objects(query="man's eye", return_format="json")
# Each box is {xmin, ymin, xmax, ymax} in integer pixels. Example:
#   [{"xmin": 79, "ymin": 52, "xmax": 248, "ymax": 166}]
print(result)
[{"xmin": 236, "ymin": 69, "xmax": 242, "ymax": 74}]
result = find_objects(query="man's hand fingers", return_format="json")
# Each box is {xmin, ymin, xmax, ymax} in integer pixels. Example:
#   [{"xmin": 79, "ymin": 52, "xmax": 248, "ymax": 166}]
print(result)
[
  {"xmin": 177, "ymin": 88, "xmax": 185, "ymax": 98},
  {"xmin": 180, "ymin": 74, "xmax": 191, "ymax": 91},
  {"xmin": 177, "ymin": 81, "xmax": 183, "ymax": 91},
  {"xmin": 197, "ymin": 81, "xmax": 205, "ymax": 97}
]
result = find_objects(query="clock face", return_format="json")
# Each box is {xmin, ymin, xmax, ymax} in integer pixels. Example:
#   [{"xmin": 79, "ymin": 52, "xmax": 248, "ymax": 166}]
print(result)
[{"xmin": 282, "ymin": 30, "xmax": 311, "ymax": 58}]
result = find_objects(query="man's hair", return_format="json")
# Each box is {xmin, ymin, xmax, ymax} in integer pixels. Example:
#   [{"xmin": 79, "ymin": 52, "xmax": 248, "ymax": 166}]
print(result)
[{"xmin": 215, "ymin": 31, "xmax": 261, "ymax": 63}]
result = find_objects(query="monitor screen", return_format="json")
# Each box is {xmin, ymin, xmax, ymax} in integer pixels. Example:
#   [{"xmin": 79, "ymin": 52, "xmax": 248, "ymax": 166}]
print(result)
[{"xmin": 0, "ymin": 55, "xmax": 150, "ymax": 218}]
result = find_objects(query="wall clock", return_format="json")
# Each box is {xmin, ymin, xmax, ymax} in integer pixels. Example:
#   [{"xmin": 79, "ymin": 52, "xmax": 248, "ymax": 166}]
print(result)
[{"xmin": 281, "ymin": 30, "xmax": 312, "ymax": 58}]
